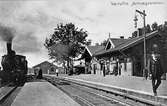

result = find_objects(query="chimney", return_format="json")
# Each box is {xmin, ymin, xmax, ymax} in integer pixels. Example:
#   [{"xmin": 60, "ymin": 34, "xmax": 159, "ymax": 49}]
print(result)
[
  {"xmin": 137, "ymin": 28, "xmax": 143, "ymax": 37},
  {"xmin": 109, "ymin": 33, "xmax": 111, "ymax": 38},
  {"xmin": 120, "ymin": 36, "xmax": 124, "ymax": 39},
  {"xmin": 7, "ymin": 42, "xmax": 12, "ymax": 54}
]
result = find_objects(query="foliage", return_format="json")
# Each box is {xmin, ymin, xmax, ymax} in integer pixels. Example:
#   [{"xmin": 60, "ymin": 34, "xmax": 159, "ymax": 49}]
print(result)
[
  {"xmin": 132, "ymin": 30, "xmax": 138, "ymax": 38},
  {"xmin": 145, "ymin": 24, "xmax": 151, "ymax": 33},
  {"xmin": 100, "ymin": 40, "xmax": 107, "ymax": 46},
  {"xmin": 152, "ymin": 22, "xmax": 158, "ymax": 31},
  {"xmin": 158, "ymin": 21, "xmax": 167, "ymax": 72},
  {"xmin": 44, "ymin": 23, "xmax": 88, "ymax": 67},
  {"xmin": 158, "ymin": 21, "xmax": 167, "ymax": 32},
  {"xmin": 131, "ymin": 22, "xmax": 158, "ymax": 38},
  {"xmin": 86, "ymin": 39, "xmax": 92, "ymax": 46},
  {"xmin": 158, "ymin": 21, "xmax": 167, "ymax": 50}
]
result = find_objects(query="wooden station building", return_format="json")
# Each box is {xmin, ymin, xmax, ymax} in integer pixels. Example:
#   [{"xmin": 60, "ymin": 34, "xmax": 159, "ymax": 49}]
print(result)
[{"xmin": 81, "ymin": 30, "xmax": 167, "ymax": 78}]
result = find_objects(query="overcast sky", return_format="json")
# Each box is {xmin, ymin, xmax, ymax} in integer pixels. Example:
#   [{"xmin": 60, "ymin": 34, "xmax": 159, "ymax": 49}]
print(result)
[{"xmin": 0, "ymin": 0, "xmax": 166, "ymax": 67}]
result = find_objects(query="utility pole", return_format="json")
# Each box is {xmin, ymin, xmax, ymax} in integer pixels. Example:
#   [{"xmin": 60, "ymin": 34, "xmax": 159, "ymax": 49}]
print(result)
[{"xmin": 135, "ymin": 10, "xmax": 147, "ymax": 78}]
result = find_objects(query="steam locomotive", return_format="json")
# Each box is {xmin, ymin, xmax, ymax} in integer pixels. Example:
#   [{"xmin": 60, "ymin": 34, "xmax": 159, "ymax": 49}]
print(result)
[{"xmin": 0, "ymin": 42, "xmax": 28, "ymax": 85}]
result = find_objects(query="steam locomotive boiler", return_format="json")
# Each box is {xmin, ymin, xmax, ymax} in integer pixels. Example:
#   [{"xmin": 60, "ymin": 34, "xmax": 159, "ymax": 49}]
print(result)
[{"xmin": 0, "ymin": 42, "xmax": 28, "ymax": 85}]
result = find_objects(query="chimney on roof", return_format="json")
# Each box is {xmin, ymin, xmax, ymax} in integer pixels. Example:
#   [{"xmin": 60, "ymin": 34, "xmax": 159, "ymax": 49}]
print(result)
[
  {"xmin": 109, "ymin": 33, "xmax": 111, "ymax": 38},
  {"xmin": 120, "ymin": 36, "xmax": 124, "ymax": 39},
  {"xmin": 137, "ymin": 28, "xmax": 143, "ymax": 37}
]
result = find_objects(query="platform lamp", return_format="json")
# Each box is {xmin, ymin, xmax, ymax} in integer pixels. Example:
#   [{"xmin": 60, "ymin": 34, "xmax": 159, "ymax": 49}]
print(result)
[{"xmin": 134, "ymin": 10, "xmax": 147, "ymax": 78}]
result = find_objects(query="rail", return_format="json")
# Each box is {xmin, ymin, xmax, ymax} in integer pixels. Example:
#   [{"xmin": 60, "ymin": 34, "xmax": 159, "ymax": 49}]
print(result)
[{"xmin": 44, "ymin": 76, "xmax": 166, "ymax": 106}]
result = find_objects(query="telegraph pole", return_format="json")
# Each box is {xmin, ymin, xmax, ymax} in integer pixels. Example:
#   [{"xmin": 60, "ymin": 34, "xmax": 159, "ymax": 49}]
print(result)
[{"xmin": 135, "ymin": 10, "xmax": 147, "ymax": 78}]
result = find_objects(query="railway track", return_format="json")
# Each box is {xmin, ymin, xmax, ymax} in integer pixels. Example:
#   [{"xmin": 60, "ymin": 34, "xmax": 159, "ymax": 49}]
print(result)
[
  {"xmin": 0, "ymin": 82, "xmax": 25, "ymax": 106},
  {"xmin": 0, "ymin": 87, "xmax": 22, "ymax": 106},
  {"xmin": 44, "ymin": 76, "xmax": 158, "ymax": 106},
  {"xmin": 0, "ymin": 85, "xmax": 17, "ymax": 105}
]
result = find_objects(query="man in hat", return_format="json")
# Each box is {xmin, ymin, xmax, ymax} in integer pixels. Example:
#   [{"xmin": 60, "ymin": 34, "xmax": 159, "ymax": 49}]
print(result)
[{"xmin": 149, "ymin": 44, "xmax": 164, "ymax": 96}]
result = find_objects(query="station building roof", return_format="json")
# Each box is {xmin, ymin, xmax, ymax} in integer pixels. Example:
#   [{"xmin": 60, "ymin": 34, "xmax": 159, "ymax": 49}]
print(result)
[{"xmin": 95, "ymin": 30, "xmax": 159, "ymax": 57}]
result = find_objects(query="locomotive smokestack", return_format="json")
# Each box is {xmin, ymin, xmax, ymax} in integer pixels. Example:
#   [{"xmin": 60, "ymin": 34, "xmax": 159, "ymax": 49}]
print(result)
[
  {"xmin": 7, "ymin": 42, "xmax": 12, "ymax": 54},
  {"xmin": 0, "ymin": 23, "xmax": 15, "ymax": 55}
]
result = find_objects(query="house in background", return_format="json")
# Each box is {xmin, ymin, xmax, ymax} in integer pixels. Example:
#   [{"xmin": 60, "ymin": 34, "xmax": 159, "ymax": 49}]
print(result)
[
  {"xmin": 79, "ymin": 45, "xmax": 105, "ymax": 74},
  {"xmin": 33, "ymin": 61, "xmax": 58, "ymax": 75},
  {"xmin": 95, "ymin": 36, "xmax": 128, "ymax": 75},
  {"xmin": 57, "ymin": 67, "xmax": 64, "ymax": 74}
]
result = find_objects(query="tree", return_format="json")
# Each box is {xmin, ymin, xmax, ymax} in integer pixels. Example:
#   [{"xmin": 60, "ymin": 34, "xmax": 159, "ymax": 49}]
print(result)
[
  {"xmin": 132, "ymin": 30, "xmax": 138, "ymax": 38},
  {"xmin": 86, "ymin": 39, "xmax": 92, "ymax": 46},
  {"xmin": 145, "ymin": 24, "xmax": 151, "ymax": 33},
  {"xmin": 152, "ymin": 22, "xmax": 158, "ymax": 31},
  {"xmin": 131, "ymin": 24, "xmax": 152, "ymax": 38},
  {"xmin": 100, "ymin": 40, "xmax": 107, "ymax": 46},
  {"xmin": 157, "ymin": 21, "xmax": 167, "ymax": 73},
  {"xmin": 44, "ymin": 23, "xmax": 88, "ymax": 75}
]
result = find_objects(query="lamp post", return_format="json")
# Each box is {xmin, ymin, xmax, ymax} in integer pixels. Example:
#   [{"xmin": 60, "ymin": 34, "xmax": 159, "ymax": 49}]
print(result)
[{"xmin": 134, "ymin": 10, "xmax": 147, "ymax": 78}]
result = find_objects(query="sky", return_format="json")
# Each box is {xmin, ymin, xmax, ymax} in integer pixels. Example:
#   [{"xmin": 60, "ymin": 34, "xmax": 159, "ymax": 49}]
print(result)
[{"xmin": 0, "ymin": 0, "xmax": 166, "ymax": 67}]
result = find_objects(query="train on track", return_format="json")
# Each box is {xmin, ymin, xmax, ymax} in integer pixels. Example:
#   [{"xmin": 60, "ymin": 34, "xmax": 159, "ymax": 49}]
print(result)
[{"xmin": 0, "ymin": 42, "xmax": 28, "ymax": 85}]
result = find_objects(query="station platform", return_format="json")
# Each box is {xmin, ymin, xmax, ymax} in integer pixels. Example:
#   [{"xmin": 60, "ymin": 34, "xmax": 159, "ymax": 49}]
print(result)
[
  {"xmin": 11, "ymin": 80, "xmax": 80, "ymax": 106},
  {"xmin": 48, "ymin": 74, "xmax": 167, "ymax": 96},
  {"xmin": 47, "ymin": 74, "xmax": 167, "ymax": 105},
  {"xmin": 65, "ymin": 74, "xmax": 167, "ymax": 104}
]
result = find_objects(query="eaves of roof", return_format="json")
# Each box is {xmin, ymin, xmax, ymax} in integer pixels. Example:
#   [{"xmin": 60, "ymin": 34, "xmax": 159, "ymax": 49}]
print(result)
[
  {"xmin": 118, "ymin": 30, "xmax": 158, "ymax": 51},
  {"xmin": 94, "ymin": 30, "xmax": 158, "ymax": 57},
  {"xmin": 33, "ymin": 61, "xmax": 58, "ymax": 68}
]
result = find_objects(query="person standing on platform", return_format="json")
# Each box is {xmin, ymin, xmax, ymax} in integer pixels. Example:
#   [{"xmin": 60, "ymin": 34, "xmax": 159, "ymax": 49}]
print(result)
[
  {"xmin": 37, "ymin": 68, "xmax": 43, "ymax": 79},
  {"xmin": 149, "ymin": 51, "xmax": 163, "ymax": 96},
  {"xmin": 56, "ymin": 68, "xmax": 59, "ymax": 76},
  {"xmin": 114, "ymin": 62, "xmax": 118, "ymax": 76},
  {"xmin": 103, "ymin": 63, "xmax": 106, "ymax": 77},
  {"xmin": 118, "ymin": 63, "xmax": 122, "ymax": 76}
]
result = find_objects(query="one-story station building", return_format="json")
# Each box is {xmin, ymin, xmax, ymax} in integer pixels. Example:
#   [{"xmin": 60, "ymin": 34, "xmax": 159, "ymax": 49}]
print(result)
[{"xmin": 80, "ymin": 30, "xmax": 167, "ymax": 79}]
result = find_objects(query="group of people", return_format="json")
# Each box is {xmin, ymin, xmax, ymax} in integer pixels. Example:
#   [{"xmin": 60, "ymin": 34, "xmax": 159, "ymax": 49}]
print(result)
[
  {"xmin": 113, "ymin": 62, "xmax": 122, "ymax": 76},
  {"xmin": 34, "ymin": 67, "xmax": 59, "ymax": 79},
  {"xmin": 102, "ymin": 62, "xmax": 122, "ymax": 77},
  {"xmin": 101, "ymin": 47, "xmax": 164, "ymax": 96}
]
